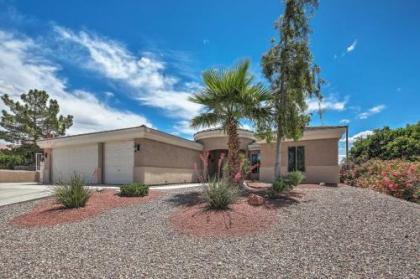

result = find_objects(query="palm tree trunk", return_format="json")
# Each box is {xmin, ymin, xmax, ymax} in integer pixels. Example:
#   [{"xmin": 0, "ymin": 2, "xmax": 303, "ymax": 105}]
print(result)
[
  {"xmin": 226, "ymin": 118, "xmax": 240, "ymax": 181},
  {"xmin": 274, "ymin": 128, "xmax": 283, "ymax": 178}
]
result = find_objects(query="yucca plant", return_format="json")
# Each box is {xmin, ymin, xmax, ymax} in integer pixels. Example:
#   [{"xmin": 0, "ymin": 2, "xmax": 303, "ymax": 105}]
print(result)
[
  {"xmin": 204, "ymin": 179, "xmax": 238, "ymax": 210},
  {"xmin": 54, "ymin": 174, "xmax": 91, "ymax": 208}
]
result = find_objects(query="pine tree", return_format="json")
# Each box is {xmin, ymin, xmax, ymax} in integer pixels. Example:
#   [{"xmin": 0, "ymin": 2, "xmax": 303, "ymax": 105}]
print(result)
[
  {"xmin": 0, "ymin": 89, "xmax": 73, "ymax": 165},
  {"xmin": 260, "ymin": 0, "xmax": 323, "ymax": 178}
]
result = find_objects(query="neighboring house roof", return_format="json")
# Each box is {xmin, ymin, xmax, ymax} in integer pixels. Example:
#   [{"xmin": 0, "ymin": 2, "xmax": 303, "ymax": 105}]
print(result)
[
  {"xmin": 0, "ymin": 143, "xmax": 15, "ymax": 150},
  {"xmin": 0, "ymin": 144, "xmax": 10, "ymax": 150}
]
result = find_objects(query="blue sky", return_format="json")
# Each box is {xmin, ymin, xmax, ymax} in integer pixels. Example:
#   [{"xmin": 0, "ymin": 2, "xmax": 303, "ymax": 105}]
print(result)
[{"xmin": 0, "ymin": 0, "xmax": 419, "ymax": 158}]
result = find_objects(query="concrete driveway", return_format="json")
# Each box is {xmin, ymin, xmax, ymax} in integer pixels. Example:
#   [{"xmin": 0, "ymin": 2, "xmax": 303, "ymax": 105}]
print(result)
[
  {"xmin": 0, "ymin": 182, "xmax": 204, "ymax": 207},
  {"xmin": 0, "ymin": 183, "xmax": 52, "ymax": 207}
]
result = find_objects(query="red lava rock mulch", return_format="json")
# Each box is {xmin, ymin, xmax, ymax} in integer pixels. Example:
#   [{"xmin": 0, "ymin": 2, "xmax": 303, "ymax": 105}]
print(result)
[
  {"xmin": 170, "ymin": 199, "xmax": 278, "ymax": 237},
  {"xmin": 10, "ymin": 190, "xmax": 163, "ymax": 228}
]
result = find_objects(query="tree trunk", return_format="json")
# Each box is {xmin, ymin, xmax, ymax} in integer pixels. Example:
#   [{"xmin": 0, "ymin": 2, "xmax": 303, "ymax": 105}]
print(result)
[
  {"xmin": 274, "ymin": 128, "xmax": 283, "ymax": 178},
  {"xmin": 226, "ymin": 118, "xmax": 240, "ymax": 182}
]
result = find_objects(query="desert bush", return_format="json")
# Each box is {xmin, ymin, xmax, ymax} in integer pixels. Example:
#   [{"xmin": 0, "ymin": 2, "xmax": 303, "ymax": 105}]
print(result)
[
  {"xmin": 272, "ymin": 172, "xmax": 304, "ymax": 193},
  {"xmin": 120, "ymin": 183, "xmax": 149, "ymax": 197},
  {"xmin": 204, "ymin": 179, "xmax": 238, "ymax": 210},
  {"xmin": 54, "ymin": 174, "xmax": 91, "ymax": 208},
  {"xmin": 341, "ymin": 159, "xmax": 419, "ymax": 202},
  {"xmin": 273, "ymin": 176, "xmax": 293, "ymax": 193},
  {"xmin": 288, "ymin": 171, "xmax": 305, "ymax": 186},
  {"xmin": 266, "ymin": 188, "xmax": 278, "ymax": 199}
]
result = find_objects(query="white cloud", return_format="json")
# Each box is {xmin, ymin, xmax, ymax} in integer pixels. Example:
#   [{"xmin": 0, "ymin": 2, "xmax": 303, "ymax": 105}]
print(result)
[
  {"xmin": 172, "ymin": 120, "xmax": 199, "ymax": 137},
  {"xmin": 54, "ymin": 26, "xmax": 202, "ymax": 120},
  {"xmin": 0, "ymin": 30, "xmax": 152, "ymax": 136},
  {"xmin": 340, "ymin": 119, "xmax": 350, "ymax": 124},
  {"xmin": 346, "ymin": 40, "xmax": 357, "ymax": 52},
  {"xmin": 306, "ymin": 96, "xmax": 347, "ymax": 113},
  {"xmin": 104, "ymin": 91, "xmax": 114, "ymax": 98},
  {"xmin": 358, "ymin": 104, "xmax": 386, "ymax": 119},
  {"xmin": 341, "ymin": 130, "xmax": 374, "ymax": 144}
]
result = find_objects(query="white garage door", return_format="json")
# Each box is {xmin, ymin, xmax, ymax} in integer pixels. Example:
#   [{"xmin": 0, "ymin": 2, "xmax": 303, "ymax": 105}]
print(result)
[
  {"xmin": 104, "ymin": 141, "xmax": 134, "ymax": 184},
  {"xmin": 52, "ymin": 144, "xmax": 99, "ymax": 184}
]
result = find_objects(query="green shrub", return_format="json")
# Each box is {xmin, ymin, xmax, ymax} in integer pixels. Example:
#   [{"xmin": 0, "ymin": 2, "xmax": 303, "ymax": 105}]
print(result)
[
  {"xmin": 288, "ymin": 171, "xmax": 305, "ymax": 186},
  {"xmin": 120, "ymin": 183, "xmax": 149, "ymax": 197},
  {"xmin": 272, "ymin": 172, "xmax": 305, "ymax": 193},
  {"xmin": 54, "ymin": 174, "xmax": 91, "ymax": 208},
  {"xmin": 266, "ymin": 188, "xmax": 278, "ymax": 199},
  {"xmin": 204, "ymin": 180, "xmax": 238, "ymax": 210},
  {"xmin": 349, "ymin": 122, "xmax": 420, "ymax": 163},
  {"xmin": 273, "ymin": 176, "xmax": 292, "ymax": 192},
  {"xmin": 0, "ymin": 152, "xmax": 25, "ymax": 169}
]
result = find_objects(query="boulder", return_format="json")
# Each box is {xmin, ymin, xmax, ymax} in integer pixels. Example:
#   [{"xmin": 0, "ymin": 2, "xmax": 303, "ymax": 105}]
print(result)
[{"xmin": 248, "ymin": 194, "xmax": 265, "ymax": 206}]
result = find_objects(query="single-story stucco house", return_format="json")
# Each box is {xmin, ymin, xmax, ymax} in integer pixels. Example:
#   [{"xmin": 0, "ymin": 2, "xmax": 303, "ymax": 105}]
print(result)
[{"xmin": 37, "ymin": 125, "xmax": 347, "ymax": 185}]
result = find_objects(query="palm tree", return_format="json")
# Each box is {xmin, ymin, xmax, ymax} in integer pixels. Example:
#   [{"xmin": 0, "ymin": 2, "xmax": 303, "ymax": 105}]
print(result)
[{"xmin": 190, "ymin": 60, "xmax": 269, "ymax": 182}]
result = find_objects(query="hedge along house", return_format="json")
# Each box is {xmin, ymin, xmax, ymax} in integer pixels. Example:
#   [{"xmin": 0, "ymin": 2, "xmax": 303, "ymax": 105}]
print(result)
[{"xmin": 37, "ymin": 125, "xmax": 347, "ymax": 185}]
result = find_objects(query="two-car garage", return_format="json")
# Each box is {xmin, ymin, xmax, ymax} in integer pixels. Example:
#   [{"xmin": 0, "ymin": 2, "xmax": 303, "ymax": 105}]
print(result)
[
  {"xmin": 50, "ymin": 141, "xmax": 134, "ymax": 185},
  {"xmin": 38, "ymin": 125, "xmax": 204, "ymax": 185}
]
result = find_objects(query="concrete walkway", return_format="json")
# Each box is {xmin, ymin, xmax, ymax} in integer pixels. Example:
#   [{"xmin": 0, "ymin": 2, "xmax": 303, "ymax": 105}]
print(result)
[{"xmin": 0, "ymin": 182, "xmax": 205, "ymax": 207}]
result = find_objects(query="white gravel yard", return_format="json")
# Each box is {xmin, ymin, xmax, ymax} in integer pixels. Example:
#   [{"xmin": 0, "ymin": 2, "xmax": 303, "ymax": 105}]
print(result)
[{"xmin": 0, "ymin": 185, "xmax": 419, "ymax": 278}]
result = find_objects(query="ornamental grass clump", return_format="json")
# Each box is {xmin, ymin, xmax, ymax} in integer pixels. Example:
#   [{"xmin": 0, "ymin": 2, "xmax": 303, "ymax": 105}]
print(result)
[
  {"xmin": 204, "ymin": 179, "xmax": 238, "ymax": 210},
  {"xmin": 119, "ymin": 183, "xmax": 149, "ymax": 197},
  {"xmin": 272, "ymin": 171, "xmax": 305, "ymax": 193},
  {"xmin": 272, "ymin": 176, "xmax": 293, "ymax": 193},
  {"xmin": 54, "ymin": 174, "xmax": 91, "ymax": 208},
  {"xmin": 288, "ymin": 171, "xmax": 305, "ymax": 186}
]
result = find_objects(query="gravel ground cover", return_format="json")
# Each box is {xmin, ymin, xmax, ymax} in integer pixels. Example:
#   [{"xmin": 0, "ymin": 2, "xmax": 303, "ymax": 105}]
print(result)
[
  {"xmin": 170, "ymin": 198, "xmax": 278, "ymax": 237},
  {"xmin": 0, "ymin": 185, "xmax": 419, "ymax": 278},
  {"xmin": 10, "ymin": 190, "xmax": 164, "ymax": 228}
]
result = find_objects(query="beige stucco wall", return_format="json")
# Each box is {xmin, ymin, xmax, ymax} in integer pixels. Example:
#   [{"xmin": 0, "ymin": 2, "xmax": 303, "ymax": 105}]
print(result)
[
  {"xmin": 134, "ymin": 166, "xmax": 197, "ymax": 185},
  {"xmin": 134, "ymin": 138, "xmax": 201, "ymax": 184},
  {"xmin": 135, "ymin": 138, "xmax": 201, "ymax": 169},
  {"xmin": 0, "ymin": 170, "xmax": 39, "ymax": 183},
  {"xmin": 197, "ymin": 136, "xmax": 254, "ymax": 151},
  {"xmin": 259, "ymin": 138, "xmax": 339, "ymax": 184}
]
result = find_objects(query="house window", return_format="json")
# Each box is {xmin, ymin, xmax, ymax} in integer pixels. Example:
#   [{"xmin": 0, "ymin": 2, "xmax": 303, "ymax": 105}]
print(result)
[
  {"xmin": 250, "ymin": 152, "xmax": 260, "ymax": 173},
  {"xmin": 288, "ymin": 146, "xmax": 305, "ymax": 172}
]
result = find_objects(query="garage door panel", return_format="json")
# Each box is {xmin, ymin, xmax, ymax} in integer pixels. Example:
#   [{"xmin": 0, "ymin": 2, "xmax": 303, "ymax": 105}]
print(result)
[
  {"xmin": 104, "ymin": 141, "xmax": 134, "ymax": 184},
  {"xmin": 52, "ymin": 144, "xmax": 99, "ymax": 184}
]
